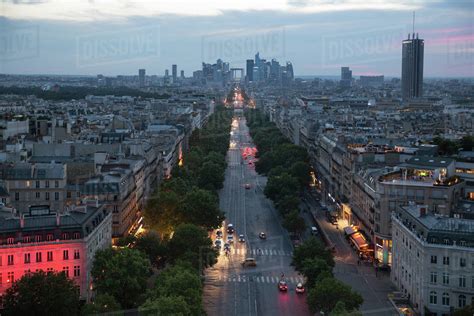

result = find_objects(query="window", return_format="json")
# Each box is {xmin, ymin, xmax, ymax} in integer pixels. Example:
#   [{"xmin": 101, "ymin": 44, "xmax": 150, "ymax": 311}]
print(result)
[
  {"xmin": 15, "ymin": 192, "xmax": 19, "ymax": 201},
  {"xmin": 63, "ymin": 250, "xmax": 69, "ymax": 260},
  {"xmin": 460, "ymin": 258, "xmax": 466, "ymax": 267},
  {"xmin": 45, "ymin": 180, "xmax": 50, "ymax": 188},
  {"xmin": 0, "ymin": 273, "xmax": 2, "ymax": 284},
  {"xmin": 24, "ymin": 253, "xmax": 30, "ymax": 264},
  {"xmin": 62, "ymin": 266, "xmax": 69, "ymax": 277},
  {"xmin": 459, "ymin": 275, "xmax": 466, "ymax": 288},
  {"xmin": 55, "ymin": 180, "xmax": 59, "ymax": 188},
  {"xmin": 443, "ymin": 273, "xmax": 450, "ymax": 285},
  {"xmin": 35, "ymin": 235, "xmax": 41, "ymax": 242},
  {"xmin": 35, "ymin": 252, "xmax": 42, "ymax": 263},
  {"xmin": 35, "ymin": 192, "xmax": 40, "ymax": 199},
  {"xmin": 7, "ymin": 255, "xmax": 14, "ymax": 265},
  {"xmin": 61, "ymin": 233, "xmax": 69, "ymax": 240},
  {"xmin": 430, "ymin": 272, "xmax": 437, "ymax": 284},
  {"xmin": 35, "ymin": 180, "xmax": 40, "ymax": 188},
  {"xmin": 429, "ymin": 291, "xmax": 437, "ymax": 304},
  {"xmin": 430, "ymin": 255, "xmax": 437, "ymax": 264},
  {"xmin": 73, "ymin": 266, "xmax": 80, "ymax": 277},
  {"xmin": 443, "ymin": 256, "xmax": 450, "ymax": 265},
  {"xmin": 7, "ymin": 272, "xmax": 14, "ymax": 283},
  {"xmin": 47, "ymin": 251, "xmax": 53, "ymax": 261},
  {"xmin": 46, "ymin": 234, "xmax": 54, "ymax": 241},
  {"xmin": 67, "ymin": 191, "xmax": 71, "ymax": 198},
  {"xmin": 442, "ymin": 293, "xmax": 450, "ymax": 306},
  {"xmin": 73, "ymin": 232, "xmax": 80, "ymax": 239},
  {"xmin": 45, "ymin": 192, "xmax": 50, "ymax": 200},
  {"xmin": 459, "ymin": 295, "xmax": 466, "ymax": 308},
  {"xmin": 23, "ymin": 236, "xmax": 31, "ymax": 243},
  {"xmin": 55, "ymin": 192, "xmax": 59, "ymax": 201},
  {"xmin": 7, "ymin": 237, "xmax": 14, "ymax": 244},
  {"xmin": 74, "ymin": 250, "xmax": 80, "ymax": 260}
]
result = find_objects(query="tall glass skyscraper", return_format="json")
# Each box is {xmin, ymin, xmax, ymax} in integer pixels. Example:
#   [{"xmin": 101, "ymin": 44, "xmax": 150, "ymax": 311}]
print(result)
[{"xmin": 402, "ymin": 33, "xmax": 424, "ymax": 100}]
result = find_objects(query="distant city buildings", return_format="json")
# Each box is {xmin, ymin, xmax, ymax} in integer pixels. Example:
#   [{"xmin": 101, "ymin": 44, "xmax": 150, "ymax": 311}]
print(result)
[
  {"xmin": 359, "ymin": 75, "xmax": 384, "ymax": 88},
  {"xmin": 245, "ymin": 52, "xmax": 294, "ymax": 86},
  {"xmin": 402, "ymin": 33, "xmax": 424, "ymax": 100},
  {"xmin": 138, "ymin": 69, "xmax": 145, "ymax": 88},
  {"xmin": 172, "ymin": 64, "xmax": 177, "ymax": 83},
  {"xmin": 340, "ymin": 67, "xmax": 352, "ymax": 88}
]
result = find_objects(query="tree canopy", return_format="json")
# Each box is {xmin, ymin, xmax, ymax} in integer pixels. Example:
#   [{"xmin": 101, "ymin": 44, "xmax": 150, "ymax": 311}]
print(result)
[{"xmin": 2, "ymin": 271, "xmax": 81, "ymax": 316}]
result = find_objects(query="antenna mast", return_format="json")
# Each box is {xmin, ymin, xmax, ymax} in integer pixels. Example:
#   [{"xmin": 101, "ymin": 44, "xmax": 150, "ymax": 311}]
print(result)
[{"xmin": 412, "ymin": 11, "xmax": 415, "ymax": 34}]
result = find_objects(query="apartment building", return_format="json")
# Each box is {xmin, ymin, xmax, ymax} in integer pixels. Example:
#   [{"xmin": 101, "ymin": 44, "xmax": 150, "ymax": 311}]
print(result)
[
  {"xmin": 392, "ymin": 204, "xmax": 474, "ymax": 316},
  {"xmin": 0, "ymin": 203, "xmax": 111, "ymax": 300}
]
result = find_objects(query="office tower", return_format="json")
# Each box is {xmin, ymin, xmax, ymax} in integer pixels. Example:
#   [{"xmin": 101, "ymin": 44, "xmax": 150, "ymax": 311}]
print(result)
[
  {"xmin": 246, "ymin": 59, "xmax": 254, "ymax": 82},
  {"xmin": 340, "ymin": 67, "xmax": 352, "ymax": 88},
  {"xmin": 180, "ymin": 70, "xmax": 185, "ymax": 79},
  {"xmin": 252, "ymin": 66, "xmax": 259, "ymax": 82},
  {"xmin": 286, "ymin": 62, "xmax": 294, "ymax": 80},
  {"xmin": 402, "ymin": 33, "xmax": 424, "ymax": 100},
  {"xmin": 165, "ymin": 69, "xmax": 169, "ymax": 77},
  {"xmin": 172, "ymin": 64, "xmax": 177, "ymax": 83},
  {"xmin": 138, "ymin": 68, "xmax": 145, "ymax": 87}
]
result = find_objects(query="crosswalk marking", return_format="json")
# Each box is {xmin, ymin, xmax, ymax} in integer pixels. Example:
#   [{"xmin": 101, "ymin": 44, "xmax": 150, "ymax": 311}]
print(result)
[
  {"xmin": 229, "ymin": 248, "xmax": 293, "ymax": 256},
  {"xmin": 208, "ymin": 275, "xmax": 305, "ymax": 285}
]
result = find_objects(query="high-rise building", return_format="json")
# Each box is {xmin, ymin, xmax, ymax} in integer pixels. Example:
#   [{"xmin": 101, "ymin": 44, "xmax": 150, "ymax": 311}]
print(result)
[
  {"xmin": 165, "ymin": 69, "xmax": 169, "ymax": 77},
  {"xmin": 340, "ymin": 67, "xmax": 352, "ymax": 88},
  {"xmin": 172, "ymin": 64, "xmax": 177, "ymax": 83},
  {"xmin": 180, "ymin": 70, "xmax": 185, "ymax": 79},
  {"xmin": 138, "ymin": 69, "xmax": 145, "ymax": 87},
  {"xmin": 286, "ymin": 62, "xmax": 294, "ymax": 80},
  {"xmin": 246, "ymin": 59, "xmax": 254, "ymax": 82},
  {"xmin": 402, "ymin": 33, "xmax": 424, "ymax": 100}
]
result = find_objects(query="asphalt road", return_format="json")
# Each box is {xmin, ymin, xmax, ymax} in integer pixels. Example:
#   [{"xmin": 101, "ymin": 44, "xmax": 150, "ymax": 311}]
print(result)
[{"xmin": 203, "ymin": 112, "xmax": 311, "ymax": 316}]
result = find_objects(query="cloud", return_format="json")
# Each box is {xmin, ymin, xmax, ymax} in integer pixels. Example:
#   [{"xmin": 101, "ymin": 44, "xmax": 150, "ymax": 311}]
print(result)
[{"xmin": 2, "ymin": 0, "xmax": 420, "ymax": 21}]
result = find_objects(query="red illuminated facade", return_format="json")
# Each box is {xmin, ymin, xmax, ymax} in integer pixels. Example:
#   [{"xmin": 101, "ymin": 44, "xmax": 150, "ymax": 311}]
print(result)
[{"xmin": 0, "ymin": 203, "xmax": 112, "ymax": 301}]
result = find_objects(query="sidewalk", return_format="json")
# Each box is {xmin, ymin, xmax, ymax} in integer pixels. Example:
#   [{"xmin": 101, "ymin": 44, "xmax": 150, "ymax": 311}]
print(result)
[{"xmin": 304, "ymin": 195, "xmax": 398, "ymax": 315}]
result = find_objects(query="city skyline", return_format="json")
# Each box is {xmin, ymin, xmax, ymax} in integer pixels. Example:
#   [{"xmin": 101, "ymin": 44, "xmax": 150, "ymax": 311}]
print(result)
[{"xmin": 0, "ymin": 0, "xmax": 472, "ymax": 77}]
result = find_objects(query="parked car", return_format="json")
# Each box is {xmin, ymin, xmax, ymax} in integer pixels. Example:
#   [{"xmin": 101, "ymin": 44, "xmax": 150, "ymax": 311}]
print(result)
[
  {"xmin": 238, "ymin": 234, "xmax": 245, "ymax": 242},
  {"xmin": 259, "ymin": 232, "xmax": 266, "ymax": 239}
]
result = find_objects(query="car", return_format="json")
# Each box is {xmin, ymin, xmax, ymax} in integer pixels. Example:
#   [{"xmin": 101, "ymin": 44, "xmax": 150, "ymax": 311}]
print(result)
[
  {"xmin": 241, "ymin": 258, "xmax": 257, "ymax": 267},
  {"xmin": 227, "ymin": 223, "xmax": 234, "ymax": 234},
  {"xmin": 223, "ymin": 243, "xmax": 230, "ymax": 251},
  {"xmin": 238, "ymin": 234, "xmax": 245, "ymax": 242},
  {"xmin": 311, "ymin": 226, "xmax": 318, "ymax": 235},
  {"xmin": 216, "ymin": 230, "xmax": 223, "ymax": 239},
  {"xmin": 259, "ymin": 232, "xmax": 266, "ymax": 239},
  {"xmin": 244, "ymin": 183, "xmax": 251, "ymax": 189},
  {"xmin": 227, "ymin": 235, "xmax": 234, "ymax": 243},
  {"xmin": 295, "ymin": 283, "xmax": 305, "ymax": 294},
  {"xmin": 214, "ymin": 239, "xmax": 222, "ymax": 249},
  {"xmin": 278, "ymin": 280, "xmax": 288, "ymax": 291}
]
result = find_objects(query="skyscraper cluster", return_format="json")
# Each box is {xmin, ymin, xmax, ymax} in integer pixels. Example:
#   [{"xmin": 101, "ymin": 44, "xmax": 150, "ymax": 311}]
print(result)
[
  {"xmin": 246, "ymin": 52, "xmax": 294, "ymax": 85},
  {"xmin": 193, "ymin": 59, "xmax": 231, "ymax": 85}
]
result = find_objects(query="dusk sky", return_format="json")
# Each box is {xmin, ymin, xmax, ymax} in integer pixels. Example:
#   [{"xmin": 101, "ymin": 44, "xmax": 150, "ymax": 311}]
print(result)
[{"xmin": 0, "ymin": 0, "xmax": 472, "ymax": 77}]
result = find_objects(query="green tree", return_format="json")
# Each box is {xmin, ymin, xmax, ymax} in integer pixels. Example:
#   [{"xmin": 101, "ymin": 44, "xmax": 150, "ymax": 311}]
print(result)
[
  {"xmin": 91, "ymin": 248, "xmax": 151, "ymax": 308},
  {"xmin": 282, "ymin": 210, "xmax": 307, "ymax": 235},
  {"xmin": 330, "ymin": 301, "xmax": 362, "ymax": 316},
  {"xmin": 82, "ymin": 293, "xmax": 122, "ymax": 315},
  {"xmin": 144, "ymin": 189, "xmax": 182, "ymax": 237},
  {"xmin": 275, "ymin": 194, "xmax": 301, "ymax": 216},
  {"xmin": 454, "ymin": 305, "xmax": 474, "ymax": 316},
  {"xmin": 197, "ymin": 161, "xmax": 225, "ymax": 191},
  {"xmin": 140, "ymin": 296, "xmax": 191, "ymax": 316},
  {"xmin": 290, "ymin": 161, "xmax": 311, "ymax": 187},
  {"xmin": 460, "ymin": 135, "xmax": 474, "ymax": 151},
  {"xmin": 292, "ymin": 237, "xmax": 335, "ymax": 271},
  {"xmin": 134, "ymin": 231, "xmax": 167, "ymax": 266},
  {"xmin": 2, "ymin": 271, "xmax": 80, "ymax": 316},
  {"xmin": 300, "ymin": 258, "xmax": 332, "ymax": 287},
  {"xmin": 264, "ymin": 173, "xmax": 299, "ymax": 202},
  {"xmin": 168, "ymin": 223, "xmax": 218, "ymax": 270},
  {"xmin": 180, "ymin": 188, "xmax": 225, "ymax": 230},
  {"xmin": 307, "ymin": 277, "xmax": 363, "ymax": 314}
]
